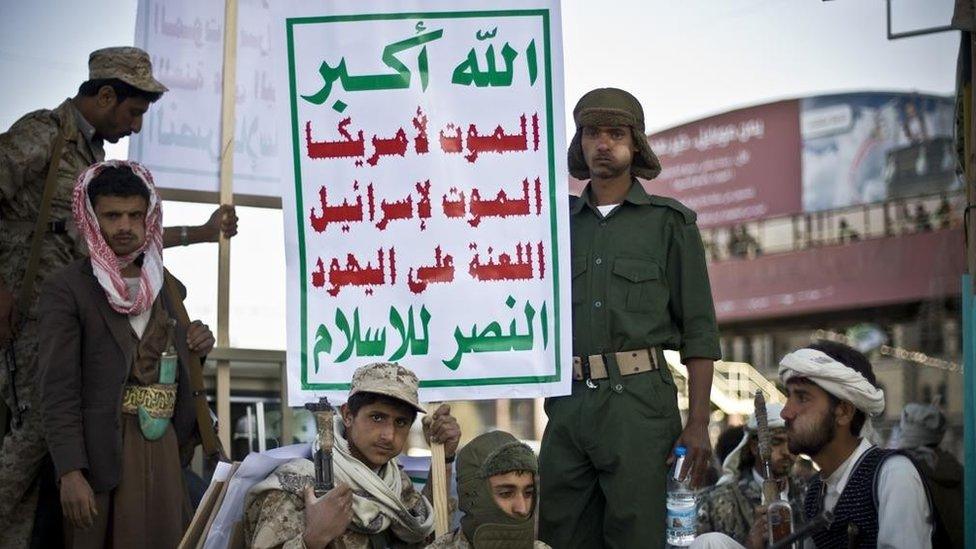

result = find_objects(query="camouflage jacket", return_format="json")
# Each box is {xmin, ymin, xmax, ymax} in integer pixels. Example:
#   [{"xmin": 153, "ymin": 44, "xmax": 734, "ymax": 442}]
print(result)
[
  {"xmin": 244, "ymin": 458, "xmax": 433, "ymax": 549},
  {"xmin": 697, "ymin": 470, "xmax": 808, "ymax": 545},
  {"xmin": 425, "ymin": 529, "xmax": 550, "ymax": 548},
  {"xmin": 0, "ymin": 99, "xmax": 102, "ymax": 314}
]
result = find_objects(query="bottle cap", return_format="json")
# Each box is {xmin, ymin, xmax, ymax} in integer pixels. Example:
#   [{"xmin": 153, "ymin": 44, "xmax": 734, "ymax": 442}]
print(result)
[{"xmin": 675, "ymin": 445, "xmax": 687, "ymax": 457}]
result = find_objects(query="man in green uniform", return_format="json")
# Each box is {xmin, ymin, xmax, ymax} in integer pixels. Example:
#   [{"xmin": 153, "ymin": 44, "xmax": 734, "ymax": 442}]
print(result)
[
  {"xmin": 539, "ymin": 87, "xmax": 721, "ymax": 548},
  {"xmin": 0, "ymin": 46, "xmax": 237, "ymax": 547}
]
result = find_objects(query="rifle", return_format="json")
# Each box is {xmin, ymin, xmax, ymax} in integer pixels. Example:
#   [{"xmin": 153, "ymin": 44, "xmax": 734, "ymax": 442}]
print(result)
[
  {"xmin": 3, "ymin": 346, "xmax": 25, "ymax": 428},
  {"xmin": 2, "ymin": 124, "xmax": 67, "ymax": 434},
  {"xmin": 305, "ymin": 397, "xmax": 336, "ymax": 496},
  {"xmin": 755, "ymin": 391, "xmax": 794, "ymax": 544},
  {"xmin": 768, "ymin": 510, "xmax": 833, "ymax": 549}
]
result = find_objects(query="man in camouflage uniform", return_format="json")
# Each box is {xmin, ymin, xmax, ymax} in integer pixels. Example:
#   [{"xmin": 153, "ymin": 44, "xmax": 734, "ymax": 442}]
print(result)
[
  {"xmin": 428, "ymin": 430, "xmax": 549, "ymax": 548},
  {"xmin": 0, "ymin": 46, "xmax": 237, "ymax": 546},
  {"xmin": 539, "ymin": 88, "xmax": 721, "ymax": 548},
  {"xmin": 697, "ymin": 403, "xmax": 807, "ymax": 545},
  {"xmin": 244, "ymin": 362, "xmax": 461, "ymax": 549}
]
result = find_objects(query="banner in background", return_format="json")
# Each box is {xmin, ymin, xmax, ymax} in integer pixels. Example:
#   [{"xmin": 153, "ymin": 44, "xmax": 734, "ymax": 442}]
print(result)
[
  {"xmin": 801, "ymin": 92, "xmax": 958, "ymax": 212},
  {"xmin": 648, "ymin": 100, "xmax": 802, "ymax": 229},
  {"xmin": 131, "ymin": 0, "xmax": 281, "ymax": 198},
  {"xmin": 645, "ymin": 93, "xmax": 958, "ymax": 228},
  {"xmin": 275, "ymin": 2, "xmax": 570, "ymax": 405}
]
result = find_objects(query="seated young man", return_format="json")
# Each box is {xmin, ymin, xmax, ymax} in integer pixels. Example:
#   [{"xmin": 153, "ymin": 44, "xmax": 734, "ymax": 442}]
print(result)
[
  {"xmin": 429, "ymin": 430, "xmax": 550, "ymax": 548},
  {"xmin": 244, "ymin": 362, "xmax": 460, "ymax": 549}
]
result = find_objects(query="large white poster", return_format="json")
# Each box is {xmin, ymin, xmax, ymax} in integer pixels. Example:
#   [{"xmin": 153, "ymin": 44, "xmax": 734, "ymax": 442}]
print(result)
[
  {"xmin": 131, "ymin": 0, "xmax": 281, "ymax": 198},
  {"xmin": 276, "ymin": 2, "xmax": 570, "ymax": 404}
]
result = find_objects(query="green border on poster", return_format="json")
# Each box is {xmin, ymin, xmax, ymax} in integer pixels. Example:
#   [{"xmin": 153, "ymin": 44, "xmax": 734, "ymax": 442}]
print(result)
[{"xmin": 286, "ymin": 9, "xmax": 562, "ymax": 390}]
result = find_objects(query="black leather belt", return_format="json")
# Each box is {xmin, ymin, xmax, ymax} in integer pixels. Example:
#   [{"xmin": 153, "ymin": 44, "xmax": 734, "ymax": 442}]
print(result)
[{"xmin": 3, "ymin": 219, "xmax": 68, "ymax": 234}]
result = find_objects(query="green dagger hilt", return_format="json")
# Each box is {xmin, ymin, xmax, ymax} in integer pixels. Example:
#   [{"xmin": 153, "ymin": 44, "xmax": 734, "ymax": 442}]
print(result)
[{"xmin": 138, "ymin": 319, "xmax": 178, "ymax": 441}]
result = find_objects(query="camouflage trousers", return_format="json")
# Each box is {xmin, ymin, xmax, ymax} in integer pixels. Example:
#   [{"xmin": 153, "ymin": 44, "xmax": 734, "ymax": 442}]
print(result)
[{"xmin": 0, "ymin": 320, "xmax": 45, "ymax": 548}]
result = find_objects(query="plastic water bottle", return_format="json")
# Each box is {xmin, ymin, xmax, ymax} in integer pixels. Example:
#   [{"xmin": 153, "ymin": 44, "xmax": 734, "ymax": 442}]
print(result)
[{"xmin": 666, "ymin": 445, "xmax": 697, "ymax": 547}]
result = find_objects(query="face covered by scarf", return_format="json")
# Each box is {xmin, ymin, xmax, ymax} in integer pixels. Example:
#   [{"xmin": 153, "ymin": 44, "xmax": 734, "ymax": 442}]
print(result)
[
  {"xmin": 72, "ymin": 160, "xmax": 164, "ymax": 315},
  {"xmin": 457, "ymin": 431, "xmax": 538, "ymax": 548}
]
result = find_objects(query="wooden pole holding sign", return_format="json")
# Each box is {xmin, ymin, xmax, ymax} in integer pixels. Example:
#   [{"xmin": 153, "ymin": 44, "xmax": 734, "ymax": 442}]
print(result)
[
  {"xmin": 430, "ymin": 442, "xmax": 450, "ymax": 537},
  {"xmin": 427, "ymin": 402, "xmax": 450, "ymax": 538},
  {"xmin": 216, "ymin": 0, "xmax": 238, "ymax": 454}
]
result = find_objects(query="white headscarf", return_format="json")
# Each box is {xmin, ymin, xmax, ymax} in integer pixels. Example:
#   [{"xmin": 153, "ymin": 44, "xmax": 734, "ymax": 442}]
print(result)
[
  {"xmin": 779, "ymin": 347, "xmax": 886, "ymax": 444},
  {"xmin": 778, "ymin": 348, "xmax": 885, "ymax": 416},
  {"xmin": 717, "ymin": 402, "xmax": 786, "ymax": 485}
]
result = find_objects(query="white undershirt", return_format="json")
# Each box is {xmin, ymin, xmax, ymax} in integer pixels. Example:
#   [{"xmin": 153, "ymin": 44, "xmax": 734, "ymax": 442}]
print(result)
[
  {"xmin": 803, "ymin": 437, "xmax": 932, "ymax": 549},
  {"xmin": 125, "ymin": 277, "xmax": 151, "ymax": 338},
  {"xmin": 596, "ymin": 203, "xmax": 619, "ymax": 217}
]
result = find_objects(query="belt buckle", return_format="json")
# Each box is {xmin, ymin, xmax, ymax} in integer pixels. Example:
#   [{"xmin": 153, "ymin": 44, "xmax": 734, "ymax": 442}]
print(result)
[{"xmin": 581, "ymin": 355, "xmax": 598, "ymax": 389}]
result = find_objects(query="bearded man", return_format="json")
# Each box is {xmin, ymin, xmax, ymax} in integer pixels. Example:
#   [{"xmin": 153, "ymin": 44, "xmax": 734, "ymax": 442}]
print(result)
[{"xmin": 693, "ymin": 341, "xmax": 942, "ymax": 549}]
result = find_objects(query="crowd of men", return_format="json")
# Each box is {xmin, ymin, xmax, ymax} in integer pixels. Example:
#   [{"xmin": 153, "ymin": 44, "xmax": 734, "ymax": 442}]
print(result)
[{"xmin": 0, "ymin": 45, "xmax": 964, "ymax": 549}]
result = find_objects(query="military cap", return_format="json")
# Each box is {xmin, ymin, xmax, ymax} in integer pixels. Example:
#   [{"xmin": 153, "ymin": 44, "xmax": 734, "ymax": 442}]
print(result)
[
  {"xmin": 89, "ymin": 47, "xmax": 168, "ymax": 94},
  {"xmin": 349, "ymin": 362, "xmax": 426, "ymax": 414},
  {"xmin": 567, "ymin": 87, "xmax": 662, "ymax": 180}
]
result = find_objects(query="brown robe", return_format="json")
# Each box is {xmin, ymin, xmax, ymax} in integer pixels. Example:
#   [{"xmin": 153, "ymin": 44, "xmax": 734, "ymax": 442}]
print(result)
[
  {"xmin": 38, "ymin": 260, "xmax": 201, "ymax": 548},
  {"xmin": 67, "ymin": 296, "xmax": 191, "ymax": 549}
]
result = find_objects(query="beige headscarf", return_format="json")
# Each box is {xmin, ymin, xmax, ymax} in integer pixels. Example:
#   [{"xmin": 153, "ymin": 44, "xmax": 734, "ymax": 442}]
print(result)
[{"xmin": 330, "ymin": 415, "xmax": 434, "ymax": 541}]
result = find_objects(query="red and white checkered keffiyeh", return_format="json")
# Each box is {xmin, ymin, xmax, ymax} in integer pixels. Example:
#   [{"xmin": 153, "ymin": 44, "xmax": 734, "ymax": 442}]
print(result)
[{"xmin": 72, "ymin": 160, "xmax": 164, "ymax": 315}]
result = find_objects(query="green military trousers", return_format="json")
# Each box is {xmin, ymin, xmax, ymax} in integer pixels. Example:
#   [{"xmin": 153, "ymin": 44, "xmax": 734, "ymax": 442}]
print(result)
[{"xmin": 539, "ymin": 356, "xmax": 682, "ymax": 549}]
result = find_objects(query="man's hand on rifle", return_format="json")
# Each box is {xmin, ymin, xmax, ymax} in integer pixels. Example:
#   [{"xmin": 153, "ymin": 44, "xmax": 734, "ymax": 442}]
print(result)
[
  {"xmin": 746, "ymin": 505, "xmax": 770, "ymax": 549},
  {"xmin": 60, "ymin": 470, "xmax": 97, "ymax": 529},
  {"xmin": 422, "ymin": 403, "xmax": 461, "ymax": 459},
  {"xmin": 302, "ymin": 482, "xmax": 353, "ymax": 549},
  {"xmin": 0, "ymin": 283, "xmax": 17, "ymax": 347}
]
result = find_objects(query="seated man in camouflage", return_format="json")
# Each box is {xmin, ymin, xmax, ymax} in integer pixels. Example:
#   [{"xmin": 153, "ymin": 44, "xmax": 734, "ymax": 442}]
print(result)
[
  {"xmin": 244, "ymin": 362, "xmax": 460, "ymax": 549},
  {"xmin": 429, "ymin": 431, "xmax": 550, "ymax": 548},
  {"xmin": 697, "ymin": 402, "xmax": 806, "ymax": 545}
]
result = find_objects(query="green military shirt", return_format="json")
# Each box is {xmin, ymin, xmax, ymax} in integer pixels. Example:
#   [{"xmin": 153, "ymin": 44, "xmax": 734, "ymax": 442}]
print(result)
[{"xmin": 569, "ymin": 180, "xmax": 720, "ymax": 360}]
